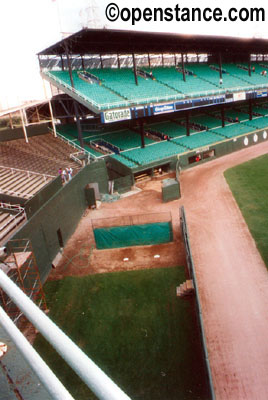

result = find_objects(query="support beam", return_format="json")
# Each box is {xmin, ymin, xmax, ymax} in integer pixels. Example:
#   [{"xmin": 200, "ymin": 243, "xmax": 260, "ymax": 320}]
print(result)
[
  {"xmin": 148, "ymin": 53, "xmax": 151, "ymax": 69},
  {"xmin": 100, "ymin": 54, "xmax": 103, "ymax": 69},
  {"xmin": 248, "ymin": 55, "xmax": 251, "ymax": 77},
  {"xmin": 139, "ymin": 120, "xmax": 145, "ymax": 148},
  {"xmin": 132, "ymin": 54, "xmax": 138, "ymax": 86},
  {"xmin": 81, "ymin": 55, "xmax": 85, "ymax": 70},
  {"xmin": 74, "ymin": 101, "xmax": 84, "ymax": 149},
  {"xmin": 221, "ymin": 105, "xmax": 225, "ymax": 128},
  {"xmin": 181, "ymin": 53, "xmax": 186, "ymax": 82},
  {"xmin": 218, "ymin": 53, "xmax": 223, "ymax": 80},
  {"xmin": 162, "ymin": 53, "xmax": 164, "ymax": 67},
  {"xmin": 9, "ymin": 113, "xmax": 14, "ymax": 129},
  {"xmin": 20, "ymin": 108, "xmax": 29, "ymax": 143},
  {"xmin": 174, "ymin": 53, "xmax": 176, "ymax": 66},
  {"xmin": 36, "ymin": 106, "xmax": 40, "ymax": 123},
  {"xmin": 117, "ymin": 54, "xmax": 121, "ymax": 69},
  {"xmin": 186, "ymin": 111, "xmax": 190, "ymax": 136},
  {"xmin": 49, "ymin": 100, "xmax": 57, "ymax": 137},
  {"xmin": 60, "ymin": 55, "xmax": 64, "ymax": 71},
  {"xmin": 249, "ymin": 99, "xmax": 253, "ymax": 120},
  {"xmin": 64, "ymin": 43, "xmax": 75, "ymax": 89}
]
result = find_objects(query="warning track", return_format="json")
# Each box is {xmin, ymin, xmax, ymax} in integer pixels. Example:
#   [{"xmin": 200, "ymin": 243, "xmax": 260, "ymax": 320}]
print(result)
[{"xmin": 181, "ymin": 141, "xmax": 268, "ymax": 400}]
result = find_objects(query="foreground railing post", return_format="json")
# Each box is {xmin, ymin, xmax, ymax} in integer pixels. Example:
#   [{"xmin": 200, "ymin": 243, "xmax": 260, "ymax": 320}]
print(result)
[
  {"xmin": 0, "ymin": 306, "xmax": 75, "ymax": 400},
  {"xmin": 0, "ymin": 270, "xmax": 132, "ymax": 400}
]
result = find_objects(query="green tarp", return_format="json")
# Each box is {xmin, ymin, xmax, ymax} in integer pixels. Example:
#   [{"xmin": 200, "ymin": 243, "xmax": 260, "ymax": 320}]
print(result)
[{"xmin": 94, "ymin": 222, "xmax": 173, "ymax": 249}]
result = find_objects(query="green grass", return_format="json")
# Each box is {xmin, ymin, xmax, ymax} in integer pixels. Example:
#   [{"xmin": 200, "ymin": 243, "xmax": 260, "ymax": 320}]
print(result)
[
  {"xmin": 224, "ymin": 154, "xmax": 268, "ymax": 267},
  {"xmin": 34, "ymin": 267, "xmax": 210, "ymax": 400}
]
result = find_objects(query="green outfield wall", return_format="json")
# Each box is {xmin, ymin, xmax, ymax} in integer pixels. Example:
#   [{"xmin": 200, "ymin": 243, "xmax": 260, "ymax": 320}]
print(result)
[{"xmin": 7, "ymin": 160, "xmax": 109, "ymax": 282}]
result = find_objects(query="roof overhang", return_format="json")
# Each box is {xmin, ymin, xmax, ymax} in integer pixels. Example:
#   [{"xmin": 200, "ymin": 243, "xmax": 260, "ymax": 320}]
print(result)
[{"xmin": 38, "ymin": 28, "xmax": 268, "ymax": 56}]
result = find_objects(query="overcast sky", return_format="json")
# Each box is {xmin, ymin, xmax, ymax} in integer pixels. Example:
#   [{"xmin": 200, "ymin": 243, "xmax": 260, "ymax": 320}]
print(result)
[{"xmin": 1, "ymin": 0, "xmax": 268, "ymax": 109}]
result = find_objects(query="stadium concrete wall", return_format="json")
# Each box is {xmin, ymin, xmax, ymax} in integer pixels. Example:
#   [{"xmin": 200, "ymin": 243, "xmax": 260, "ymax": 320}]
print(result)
[
  {"xmin": 8, "ymin": 160, "xmax": 109, "ymax": 282},
  {"xmin": 0, "ymin": 123, "xmax": 50, "ymax": 142}
]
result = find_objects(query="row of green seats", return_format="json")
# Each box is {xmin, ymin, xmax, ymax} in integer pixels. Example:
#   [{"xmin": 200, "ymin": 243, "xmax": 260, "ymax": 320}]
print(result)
[
  {"xmin": 90, "ymin": 68, "xmax": 180, "ymax": 104},
  {"xmin": 143, "ymin": 67, "xmax": 219, "ymax": 97},
  {"xmin": 48, "ymin": 71, "xmax": 127, "ymax": 108},
  {"xmin": 172, "ymin": 131, "xmax": 224, "ymax": 149},
  {"xmin": 110, "ymin": 153, "xmax": 138, "ymax": 168},
  {"xmin": 102, "ymin": 129, "xmax": 154, "ymax": 150},
  {"xmin": 223, "ymin": 63, "xmax": 268, "ymax": 86},
  {"xmin": 121, "ymin": 141, "xmax": 186, "ymax": 165},
  {"xmin": 242, "ymin": 116, "xmax": 268, "ymax": 130},
  {"xmin": 146, "ymin": 121, "xmax": 192, "ymax": 138},
  {"xmin": 189, "ymin": 63, "xmax": 251, "ymax": 92},
  {"xmin": 212, "ymin": 123, "xmax": 254, "ymax": 138},
  {"xmin": 189, "ymin": 114, "xmax": 223, "ymax": 129}
]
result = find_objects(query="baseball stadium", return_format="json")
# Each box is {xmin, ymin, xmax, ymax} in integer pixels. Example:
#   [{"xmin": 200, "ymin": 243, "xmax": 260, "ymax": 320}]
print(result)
[{"xmin": 1, "ymin": 28, "xmax": 268, "ymax": 400}]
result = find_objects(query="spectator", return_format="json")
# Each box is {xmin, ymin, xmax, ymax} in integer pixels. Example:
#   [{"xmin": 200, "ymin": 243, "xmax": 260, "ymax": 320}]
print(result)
[
  {"xmin": 252, "ymin": 66, "xmax": 255, "ymax": 73},
  {"xmin": 61, "ymin": 169, "xmax": 67, "ymax": 183},
  {"xmin": 67, "ymin": 167, "xmax": 73, "ymax": 181},
  {"xmin": 219, "ymin": 77, "xmax": 223, "ymax": 85}
]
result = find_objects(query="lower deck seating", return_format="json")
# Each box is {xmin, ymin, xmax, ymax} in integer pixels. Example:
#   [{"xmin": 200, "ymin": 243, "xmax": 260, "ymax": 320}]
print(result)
[
  {"xmin": 0, "ymin": 167, "xmax": 54, "ymax": 199},
  {"xmin": 189, "ymin": 114, "xmax": 223, "ymax": 129},
  {"xmin": 212, "ymin": 123, "xmax": 255, "ymax": 138},
  {"xmin": 242, "ymin": 116, "xmax": 268, "ymax": 130},
  {"xmin": 0, "ymin": 209, "xmax": 26, "ymax": 244},
  {"xmin": 146, "ymin": 121, "xmax": 194, "ymax": 138},
  {"xmin": 121, "ymin": 141, "xmax": 186, "ymax": 166},
  {"xmin": 172, "ymin": 131, "xmax": 224, "ymax": 150},
  {"xmin": 0, "ymin": 134, "xmax": 79, "ymax": 176}
]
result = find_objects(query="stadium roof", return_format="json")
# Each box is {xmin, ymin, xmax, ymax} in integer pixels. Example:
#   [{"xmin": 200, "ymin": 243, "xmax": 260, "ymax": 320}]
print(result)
[{"xmin": 38, "ymin": 28, "xmax": 268, "ymax": 56}]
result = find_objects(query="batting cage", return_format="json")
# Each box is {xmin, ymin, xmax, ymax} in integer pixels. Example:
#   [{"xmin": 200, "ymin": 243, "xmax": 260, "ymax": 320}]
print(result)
[{"xmin": 92, "ymin": 212, "xmax": 173, "ymax": 249}]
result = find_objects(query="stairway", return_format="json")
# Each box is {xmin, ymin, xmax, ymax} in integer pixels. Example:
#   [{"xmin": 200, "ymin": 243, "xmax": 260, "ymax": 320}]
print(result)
[{"xmin": 176, "ymin": 279, "xmax": 194, "ymax": 298}]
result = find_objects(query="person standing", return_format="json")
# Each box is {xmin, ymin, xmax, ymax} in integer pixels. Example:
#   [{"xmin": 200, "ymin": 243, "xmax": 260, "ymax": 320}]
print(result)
[{"xmin": 67, "ymin": 167, "xmax": 73, "ymax": 181}]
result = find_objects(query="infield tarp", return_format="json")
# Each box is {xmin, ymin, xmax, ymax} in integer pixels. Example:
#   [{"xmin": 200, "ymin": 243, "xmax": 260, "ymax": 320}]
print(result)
[{"xmin": 94, "ymin": 222, "xmax": 173, "ymax": 249}]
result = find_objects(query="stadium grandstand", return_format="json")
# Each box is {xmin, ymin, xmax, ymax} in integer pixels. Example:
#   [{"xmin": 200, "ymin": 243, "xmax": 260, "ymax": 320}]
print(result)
[{"xmin": 1, "ymin": 28, "xmax": 268, "ymax": 399}]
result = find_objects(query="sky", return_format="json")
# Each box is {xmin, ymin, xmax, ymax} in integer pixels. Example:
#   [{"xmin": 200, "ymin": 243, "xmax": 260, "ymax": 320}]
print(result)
[{"xmin": 1, "ymin": 0, "xmax": 268, "ymax": 109}]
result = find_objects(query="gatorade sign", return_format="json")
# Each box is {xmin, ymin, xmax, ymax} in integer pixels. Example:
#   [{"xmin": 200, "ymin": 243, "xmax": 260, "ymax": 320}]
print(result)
[{"xmin": 103, "ymin": 108, "xmax": 131, "ymax": 123}]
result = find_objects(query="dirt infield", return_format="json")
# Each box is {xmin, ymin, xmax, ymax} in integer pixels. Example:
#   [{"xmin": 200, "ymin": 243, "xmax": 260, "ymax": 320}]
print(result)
[{"xmin": 49, "ymin": 141, "xmax": 268, "ymax": 399}]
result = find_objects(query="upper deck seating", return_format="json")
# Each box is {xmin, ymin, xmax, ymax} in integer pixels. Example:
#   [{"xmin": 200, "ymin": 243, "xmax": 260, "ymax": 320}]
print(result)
[{"xmin": 90, "ymin": 68, "xmax": 181, "ymax": 104}]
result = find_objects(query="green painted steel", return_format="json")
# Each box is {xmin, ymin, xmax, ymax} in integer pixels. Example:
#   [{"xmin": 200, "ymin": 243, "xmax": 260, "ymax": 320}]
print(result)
[
  {"xmin": 162, "ymin": 178, "xmax": 181, "ymax": 202},
  {"xmin": 94, "ymin": 221, "xmax": 173, "ymax": 249}
]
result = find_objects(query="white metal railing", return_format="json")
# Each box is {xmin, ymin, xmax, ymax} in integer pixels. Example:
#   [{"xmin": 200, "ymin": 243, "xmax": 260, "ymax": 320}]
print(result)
[
  {"xmin": 0, "ymin": 187, "xmax": 33, "ymax": 199},
  {"xmin": 0, "ymin": 270, "xmax": 132, "ymax": 400},
  {"xmin": 0, "ymin": 208, "xmax": 26, "ymax": 239},
  {"xmin": 0, "ymin": 202, "xmax": 24, "ymax": 213},
  {"xmin": 44, "ymin": 70, "xmax": 268, "ymax": 111},
  {"xmin": 0, "ymin": 165, "xmax": 55, "ymax": 182}
]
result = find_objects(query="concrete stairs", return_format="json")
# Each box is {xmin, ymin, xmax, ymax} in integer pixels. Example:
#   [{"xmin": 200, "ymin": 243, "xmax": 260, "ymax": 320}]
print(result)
[{"xmin": 176, "ymin": 279, "xmax": 194, "ymax": 298}]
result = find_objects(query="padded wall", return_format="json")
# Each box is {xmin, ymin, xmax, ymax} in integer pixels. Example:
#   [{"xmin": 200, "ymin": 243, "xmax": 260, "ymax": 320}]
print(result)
[{"xmin": 94, "ymin": 221, "xmax": 173, "ymax": 249}]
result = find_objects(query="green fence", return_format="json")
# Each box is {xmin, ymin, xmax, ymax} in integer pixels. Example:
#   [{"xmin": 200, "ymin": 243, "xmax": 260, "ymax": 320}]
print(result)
[{"xmin": 180, "ymin": 206, "xmax": 215, "ymax": 400}]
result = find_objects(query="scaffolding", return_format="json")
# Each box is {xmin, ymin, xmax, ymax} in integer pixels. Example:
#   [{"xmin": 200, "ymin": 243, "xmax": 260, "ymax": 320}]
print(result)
[{"xmin": 0, "ymin": 239, "xmax": 47, "ymax": 323}]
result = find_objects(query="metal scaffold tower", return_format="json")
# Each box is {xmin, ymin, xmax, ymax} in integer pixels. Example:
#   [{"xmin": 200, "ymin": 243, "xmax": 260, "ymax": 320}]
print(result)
[{"xmin": 0, "ymin": 239, "xmax": 47, "ymax": 323}]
